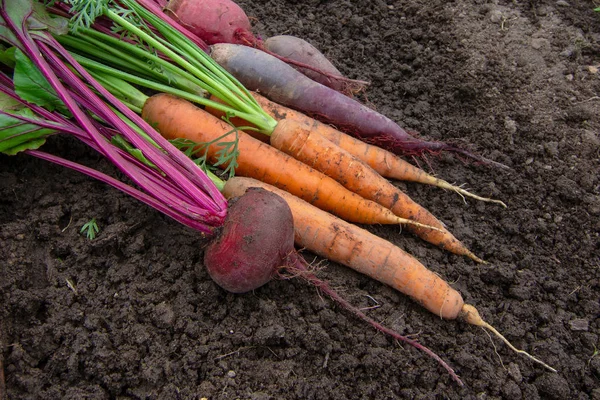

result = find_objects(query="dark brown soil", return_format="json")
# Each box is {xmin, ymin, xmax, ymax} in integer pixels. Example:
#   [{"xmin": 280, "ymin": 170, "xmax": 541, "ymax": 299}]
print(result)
[{"xmin": 1, "ymin": 0, "xmax": 599, "ymax": 398}]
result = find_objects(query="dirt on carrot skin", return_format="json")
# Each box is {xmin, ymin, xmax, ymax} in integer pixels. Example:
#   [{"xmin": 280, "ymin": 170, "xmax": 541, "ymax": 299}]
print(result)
[{"xmin": 1, "ymin": 0, "xmax": 599, "ymax": 398}]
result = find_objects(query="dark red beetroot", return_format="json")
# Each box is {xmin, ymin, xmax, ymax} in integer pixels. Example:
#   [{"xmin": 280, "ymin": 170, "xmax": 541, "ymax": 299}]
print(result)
[
  {"xmin": 210, "ymin": 43, "xmax": 506, "ymax": 167},
  {"xmin": 203, "ymin": 187, "xmax": 291, "ymax": 293},
  {"xmin": 204, "ymin": 185, "xmax": 463, "ymax": 385}
]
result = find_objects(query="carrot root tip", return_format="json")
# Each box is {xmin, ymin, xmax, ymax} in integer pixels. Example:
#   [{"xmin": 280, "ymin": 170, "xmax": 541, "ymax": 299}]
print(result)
[
  {"xmin": 467, "ymin": 252, "xmax": 487, "ymax": 264},
  {"xmin": 432, "ymin": 179, "xmax": 507, "ymax": 208},
  {"xmin": 460, "ymin": 304, "xmax": 558, "ymax": 373},
  {"xmin": 451, "ymin": 186, "xmax": 508, "ymax": 208}
]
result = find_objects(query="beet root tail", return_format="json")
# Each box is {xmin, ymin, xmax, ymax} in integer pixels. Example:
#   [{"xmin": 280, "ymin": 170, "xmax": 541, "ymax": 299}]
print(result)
[{"xmin": 280, "ymin": 252, "xmax": 464, "ymax": 387}]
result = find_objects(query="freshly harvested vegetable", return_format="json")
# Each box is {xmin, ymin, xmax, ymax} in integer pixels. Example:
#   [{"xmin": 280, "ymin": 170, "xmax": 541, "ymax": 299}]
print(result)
[
  {"xmin": 267, "ymin": 119, "xmax": 485, "ymax": 262},
  {"xmin": 262, "ymin": 35, "xmax": 355, "ymax": 94},
  {"xmin": 0, "ymin": 0, "xmax": 463, "ymax": 383},
  {"xmin": 208, "ymin": 185, "xmax": 464, "ymax": 385},
  {"xmin": 40, "ymin": 2, "xmax": 431, "ymax": 231},
  {"xmin": 210, "ymin": 43, "xmax": 507, "ymax": 167},
  {"xmin": 211, "ymin": 91, "xmax": 508, "ymax": 207},
  {"xmin": 203, "ymin": 186, "xmax": 292, "ymax": 293},
  {"xmin": 50, "ymin": 0, "xmax": 481, "ymax": 259},
  {"xmin": 142, "ymin": 93, "xmax": 436, "ymax": 230},
  {"xmin": 224, "ymin": 177, "xmax": 558, "ymax": 373},
  {"xmin": 206, "ymin": 95, "xmax": 490, "ymax": 262},
  {"xmin": 252, "ymin": 94, "xmax": 505, "ymax": 204},
  {"xmin": 164, "ymin": 0, "xmax": 253, "ymax": 45},
  {"xmin": 223, "ymin": 177, "xmax": 464, "ymax": 318},
  {"xmin": 161, "ymin": 0, "xmax": 367, "ymax": 94},
  {"xmin": 47, "ymin": 1, "xmax": 472, "ymax": 264},
  {"xmin": 2, "ymin": 0, "xmax": 555, "ymax": 381}
]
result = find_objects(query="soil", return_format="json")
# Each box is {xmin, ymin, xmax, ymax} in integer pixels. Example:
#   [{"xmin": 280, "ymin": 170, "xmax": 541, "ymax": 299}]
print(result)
[{"xmin": 1, "ymin": 0, "xmax": 599, "ymax": 399}]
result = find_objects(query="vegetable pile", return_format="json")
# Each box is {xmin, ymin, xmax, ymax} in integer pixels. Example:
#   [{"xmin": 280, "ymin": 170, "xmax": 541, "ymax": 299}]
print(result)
[
  {"xmin": 161, "ymin": 0, "xmax": 369, "ymax": 95},
  {"xmin": 0, "ymin": 0, "xmax": 557, "ymax": 388}
]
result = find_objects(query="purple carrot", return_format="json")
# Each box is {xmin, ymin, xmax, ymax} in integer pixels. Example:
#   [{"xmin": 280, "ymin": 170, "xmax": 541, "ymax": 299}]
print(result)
[
  {"xmin": 263, "ymin": 35, "xmax": 368, "ymax": 95},
  {"xmin": 210, "ymin": 43, "xmax": 508, "ymax": 168}
]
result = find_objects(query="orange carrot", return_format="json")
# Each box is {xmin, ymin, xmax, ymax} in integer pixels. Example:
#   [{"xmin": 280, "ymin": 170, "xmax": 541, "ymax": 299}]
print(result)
[
  {"xmin": 271, "ymin": 119, "xmax": 484, "ymax": 262},
  {"xmin": 207, "ymin": 93, "xmax": 505, "ymax": 206},
  {"xmin": 249, "ymin": 92, "xmax": 506, "ymax": 207},
  {"xmin": 207, "ymin": 96, "xmax": 485, "ymax": 262},
  {"xmin": 142, "ymin": 93, "xmax": 433, "ymax": 230},
  {"xmin": 222, "ymin": 176, "xmax": 557, "ymax": 372},
  {"xmin": 223, "ymin": 176, "xmax": 464, "ymax": 318}
]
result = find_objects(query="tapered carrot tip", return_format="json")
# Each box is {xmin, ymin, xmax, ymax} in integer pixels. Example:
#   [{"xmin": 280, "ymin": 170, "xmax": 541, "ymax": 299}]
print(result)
[
  {"xmin": 460, "ymin": 304, "xmax": 558, "ymax": 373},
  {"xmin": 422, "ymin": 175, "xmax": 507, "ymax": 207},
  {"xmin": 466, "ymin": 251, "xmax": 488, "ymax": 264}
]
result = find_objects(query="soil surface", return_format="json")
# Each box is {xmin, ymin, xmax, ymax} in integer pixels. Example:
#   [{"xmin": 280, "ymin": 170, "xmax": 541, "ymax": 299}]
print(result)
[{"xmin": 1, "ymin": 0, "xmax": 599, "ymax": 399}]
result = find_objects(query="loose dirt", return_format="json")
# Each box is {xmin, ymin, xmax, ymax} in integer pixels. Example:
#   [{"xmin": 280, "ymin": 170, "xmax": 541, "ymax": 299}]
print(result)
[{"xmin": 1, "ymin": 0, "xmax": 599, "ymax": 398}]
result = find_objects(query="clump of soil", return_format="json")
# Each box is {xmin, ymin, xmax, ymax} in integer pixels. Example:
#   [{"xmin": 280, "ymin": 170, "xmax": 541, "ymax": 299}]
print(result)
[{"xmin": 1, "ymin": 0, "xmax": 599, "ymax": 398}]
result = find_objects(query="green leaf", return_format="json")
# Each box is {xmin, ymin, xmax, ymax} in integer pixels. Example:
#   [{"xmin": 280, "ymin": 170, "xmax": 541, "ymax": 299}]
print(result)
[
  {"xmin": 0, "ymin": 90, "xmax": 21, "ymax": 111},
  {"xmin": 0, "ymin": 95, "xmax": 55, "ymax": 155},
  {"xmin": 0, "ymin": 136, "xmax": 46, "ymax": 155},
  {"xmin": 28, "ymin": 1, "xmax": 69, "ymax": 35},
  {"xmin": 0, "ymin": 45, "xmax": 16, "ymax": 68},
  {"xmin": 13, "ymin": 48, "xmax": 69, "ymax": 114},
  {"xmin": 0, "ymin": 0, "xmax": 68, "ymax": 47},
  {"xmin": 111, "ymin": 135, "xmax": 157, "ymax": 169},
  {"xmin": 80, "ymin": 218, "xmax": 100, "ymax": 240},
  {"xmin": 66, "ymin": 0, "xmax": 109, "ymax": 32}
]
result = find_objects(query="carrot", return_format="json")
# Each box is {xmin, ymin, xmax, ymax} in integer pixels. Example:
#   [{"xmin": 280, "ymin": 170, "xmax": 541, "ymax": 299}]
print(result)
[
  {"xmin": 142, "ymin": 93, "xmax": 435, "ymax": 230},
  {"xmin": 205, "ymin": 96, "xmax": 487, "ymax": 262},
  {"xmin": 210, "ymin": 43, "xmax": 508, "ymax": 168},
  {"xmin": 248, "ymin": 92, "xmax": 507, "ymax": 207},
  {"xmin": 223, "ymin": 176, "xmax": 464, "ymax": 318},
  {"xmin": 271, "ymin": 119, "xmax": 485, "ymax": 263},
  {"xmin": 222, "ymin": 176, "xmax": 557, "ymax": 373}
]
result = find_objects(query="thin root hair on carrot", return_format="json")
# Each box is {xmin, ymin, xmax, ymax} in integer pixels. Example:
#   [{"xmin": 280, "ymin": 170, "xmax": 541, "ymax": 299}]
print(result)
[
  {"xmin": 460, "ymin": 304, "xmax": 557, "ymax": 373},
  {"xmin": 448, "ymin": 183, "xmax": 508, "ymax": 208},
  {"xmin": 482, "ymin": 326, "xmax": 507, "ymax": 371}
]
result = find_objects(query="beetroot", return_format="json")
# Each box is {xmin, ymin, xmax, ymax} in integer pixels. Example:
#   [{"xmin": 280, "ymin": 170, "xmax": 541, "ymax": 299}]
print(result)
[
  {"xmin": 203, "ymin": 187, "xmax": 292, "ymax": 293},
  {"xmin": 164, "ymin": 0, "xmax": 254, "ymax": 45},
  {"xmin": 205, "ymin": 181, "xmax": 463, "ymax": 385}
]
